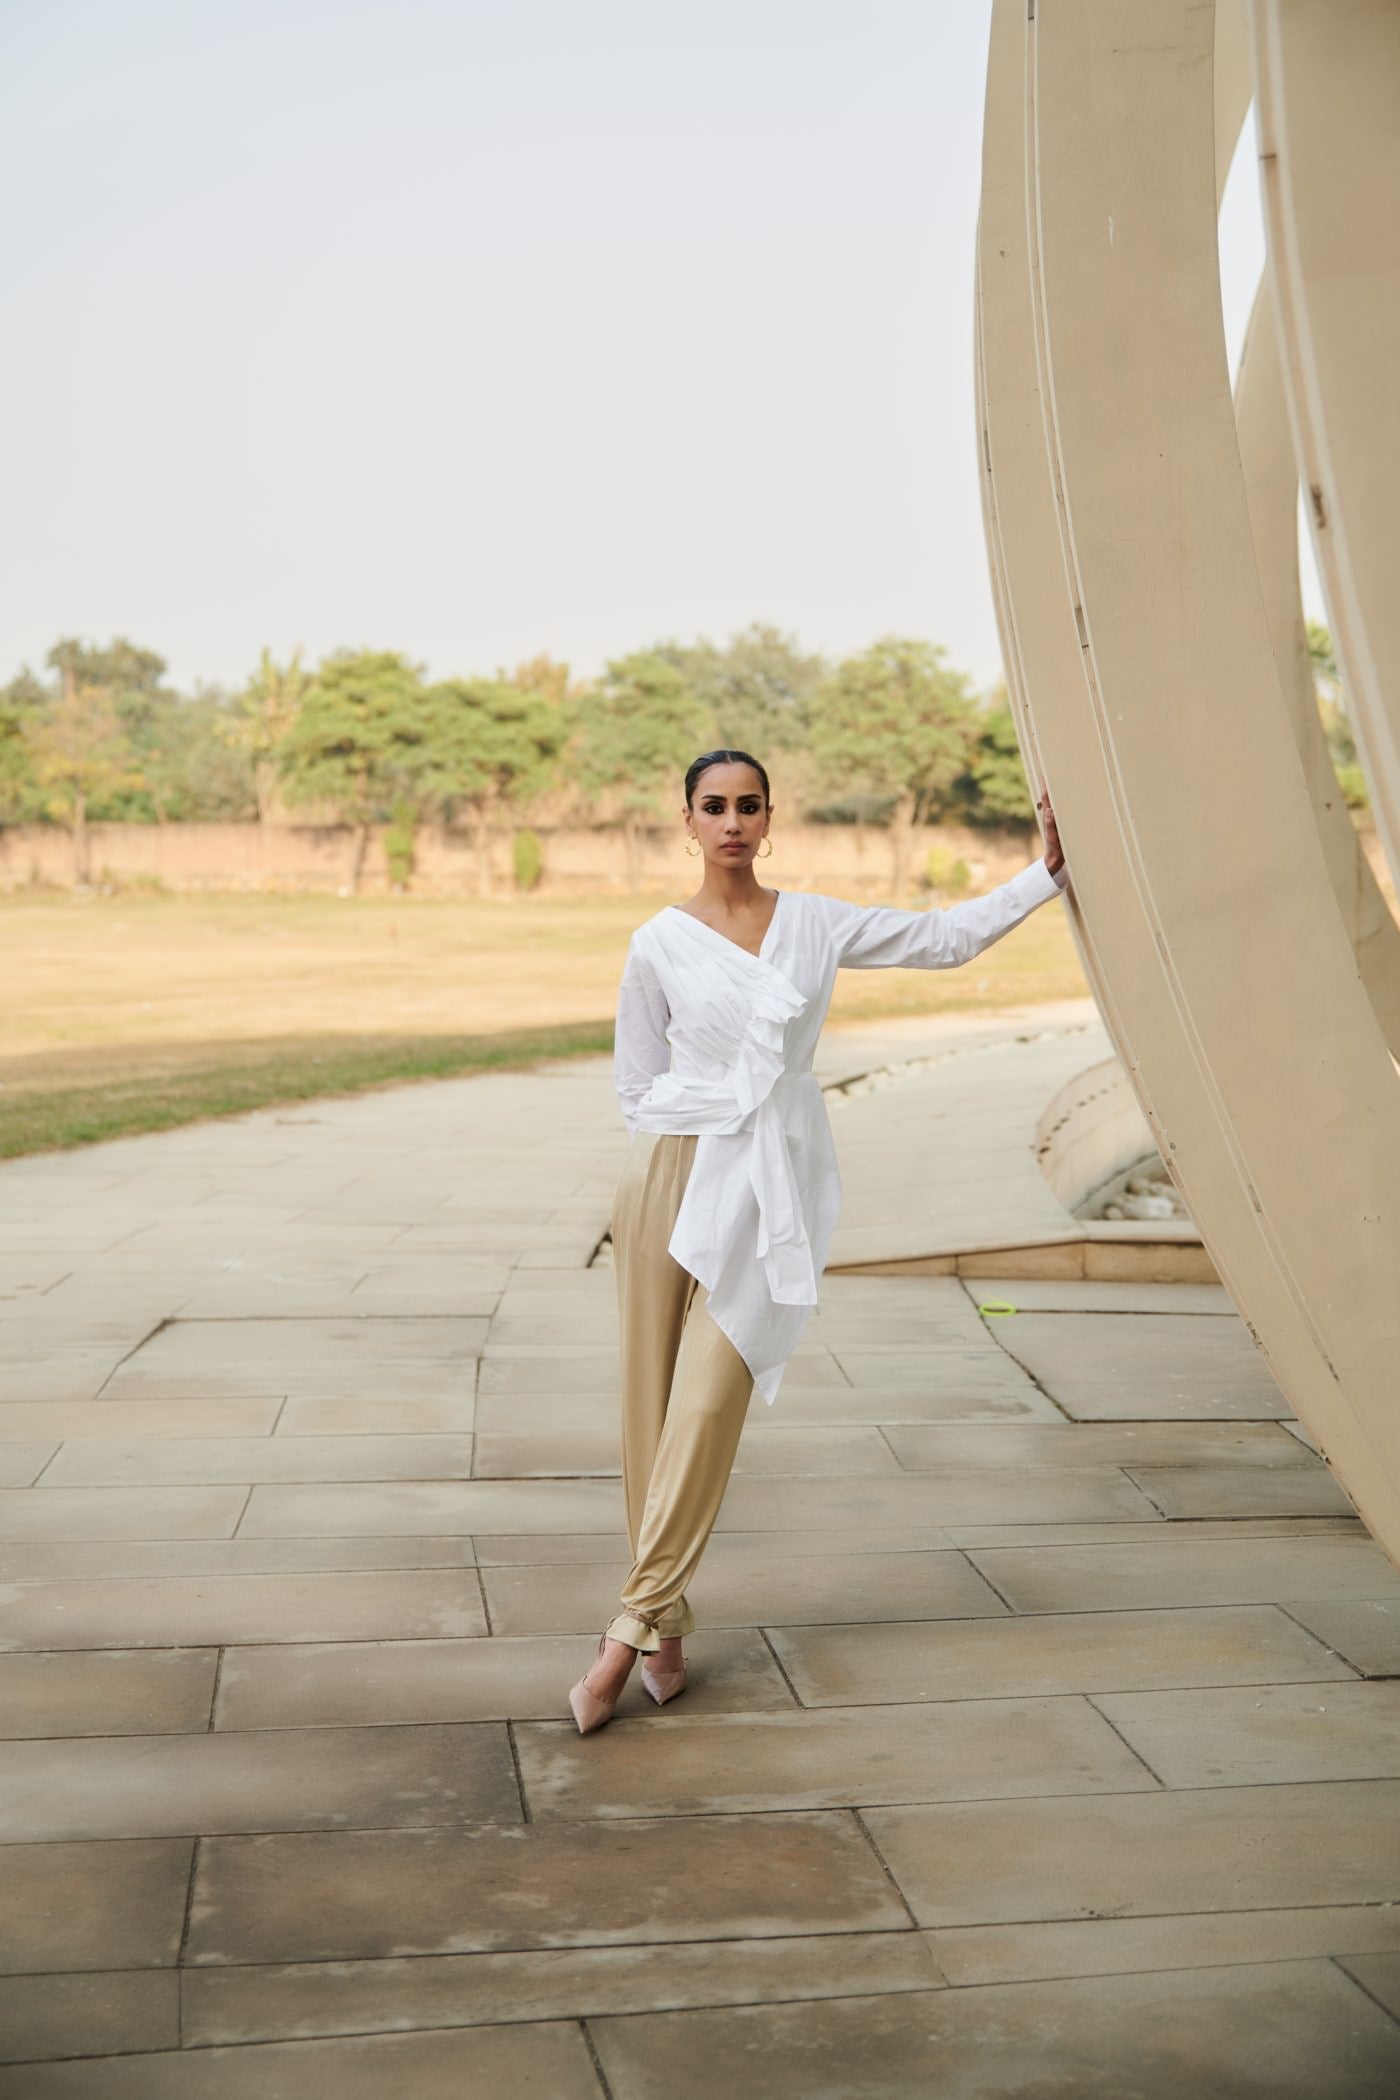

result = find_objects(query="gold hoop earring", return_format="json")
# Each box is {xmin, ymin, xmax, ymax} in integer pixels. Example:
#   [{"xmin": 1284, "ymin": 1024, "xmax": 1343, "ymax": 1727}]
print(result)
[
  {"xmin": 685, "ymin": 836, "xmax": 700, "ymax": 857},
  {"xmin": 758, "ymin": 836, "xmax": 773, "ymax": 857}
]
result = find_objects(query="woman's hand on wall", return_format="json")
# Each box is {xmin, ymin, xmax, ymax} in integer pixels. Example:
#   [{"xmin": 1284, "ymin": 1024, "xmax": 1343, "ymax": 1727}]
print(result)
[{"xmin": 1038, "ymin": 790, "xmax": 1065, "ymax": 878}]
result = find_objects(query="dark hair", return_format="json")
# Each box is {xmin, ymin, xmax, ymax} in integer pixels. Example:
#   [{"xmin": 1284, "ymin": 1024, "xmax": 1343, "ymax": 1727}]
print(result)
[{"xmin": 684, "ymin": 748, "xmax": 771, "ymax": 808}]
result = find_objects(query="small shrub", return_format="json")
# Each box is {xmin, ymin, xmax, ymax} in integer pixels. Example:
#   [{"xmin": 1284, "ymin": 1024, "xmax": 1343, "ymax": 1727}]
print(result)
[
  {"xmin": 513, "ymin": 827, "xmax": 544, "ymax": 892},
  {"xmin": 923, "ymin": 845, "xmax": 971, "ymax": 897},
  {"xmin": 1334, "ymin": 762, "xmax": 1370, "ymax": 811}
]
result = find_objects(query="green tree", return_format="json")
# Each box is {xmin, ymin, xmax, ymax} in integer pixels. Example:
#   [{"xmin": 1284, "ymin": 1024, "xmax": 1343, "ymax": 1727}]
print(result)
[
  {"xmin": 951, "ymin": 693, "xmax": 1036, "ymax": 828},
  {"xmin": 809, "ymin": 636, "xmax": 981, "ymax": 895},
  {"xmin": 43, "ymin": 638, "xmax": 183, "ymax": 823},
  {"xmin": 571, "ymin": 652, "xmax": 712, "ymax": 888},
  {"xmin": 276, "ymin": 650, "xmax": 429, "ymax": 891},
  {"xmin": 657, "ymin": 623, "xmax": 825, "ymax": 756},
  {"xmin": 221, "ymin": 649, "xmax": 310, "ymax": 821},
  {"xmin": 25, "ymin": 654, "xmax": 143, "ymax": 881},
  {"xmin": 416, "ymin": 676, "xmax": 568, "ymax": 895},
  {"xmin": 0, "ymin": 668, "xmax": 48, "ymax": 825},
  {"xmin": 144, "ymin": 688, "xmax": 257, "ymax": 821}
]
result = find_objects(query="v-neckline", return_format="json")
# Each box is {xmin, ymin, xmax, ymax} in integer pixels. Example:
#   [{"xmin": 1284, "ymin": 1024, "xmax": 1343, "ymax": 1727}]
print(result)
[{"xmin": 668, "ymin": 888, "xmax": 784, "ymax": 962}]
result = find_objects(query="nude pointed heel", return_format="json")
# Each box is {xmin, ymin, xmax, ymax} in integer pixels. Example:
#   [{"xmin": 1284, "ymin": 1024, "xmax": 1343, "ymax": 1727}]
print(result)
[
  {"xmin": 568, "ymin": 1634, "xmax": 625, "ymax": 1735},
  {"xmin": 640, "ymin": 1657, "xmax": 687, "ymax": 1706}
]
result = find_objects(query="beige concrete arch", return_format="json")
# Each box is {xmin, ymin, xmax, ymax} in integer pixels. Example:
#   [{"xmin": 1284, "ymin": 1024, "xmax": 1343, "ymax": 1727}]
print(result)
[
  {"xmin": 1233, "ymin": 277, "xmax": 1400, "ymax": 1051},
  {"xmin": 993, "ymin": 0, "xmax": 1400, "ymax": 1561},
  {"xmin": 1210, "ymin": 0, "xmax": 1400, "ymax": 1049},
  {"xmin": 1212, "ymin": 0, "xmax": 1253, "ymax": 206},
  {"xmin": 1249, "ymin": 0, "xmax": 1400, "ymax": 891},
  {"xmin": 978, "ymin": 0, "xmax": 1306, "ymax": 1380},
  {"xmin": 973, "ymin": 6, "xmax": 1150, "ymax": 1142}
]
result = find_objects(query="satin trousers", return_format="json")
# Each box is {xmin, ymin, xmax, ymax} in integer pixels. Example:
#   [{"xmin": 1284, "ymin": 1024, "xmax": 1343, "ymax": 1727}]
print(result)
[{"xmin": 604, "ymin": 1129, "xmax": 755, "ymax": 1652}]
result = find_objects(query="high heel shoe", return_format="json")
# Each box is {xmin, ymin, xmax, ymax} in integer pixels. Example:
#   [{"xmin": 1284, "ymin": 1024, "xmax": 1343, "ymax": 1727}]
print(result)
[
  {"xmin": 568, "ymin": 1633, "xmax": 630, "ymax": 1735},
  {"xmin": 640, "ymin": 1653, "xmax": 687, "ymax": 1706}
]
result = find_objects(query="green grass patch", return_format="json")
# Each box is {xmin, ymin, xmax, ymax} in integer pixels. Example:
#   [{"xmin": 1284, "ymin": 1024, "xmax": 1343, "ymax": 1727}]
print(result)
[{"xmin": 0, "ymin": 1019, "xmax": 616, "ymax": 1159}]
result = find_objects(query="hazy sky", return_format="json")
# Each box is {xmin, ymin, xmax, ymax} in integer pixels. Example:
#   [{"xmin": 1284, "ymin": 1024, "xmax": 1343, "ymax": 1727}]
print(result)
[{"xmin": 2, "ymin": 0, "xmax": 1293, "ymax": 695}]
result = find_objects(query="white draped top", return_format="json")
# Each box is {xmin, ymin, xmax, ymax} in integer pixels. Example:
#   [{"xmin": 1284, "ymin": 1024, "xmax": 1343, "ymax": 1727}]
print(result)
[{"xmin": 613, "ymin": 856, "xmax": 1070, "ymax": 1405}]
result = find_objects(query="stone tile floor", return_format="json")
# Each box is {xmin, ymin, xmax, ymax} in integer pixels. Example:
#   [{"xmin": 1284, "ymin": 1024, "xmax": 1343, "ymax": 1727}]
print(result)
[{"xmin": 1, "ymin": 1021, "xmax": 1399, "ymax": 2094}]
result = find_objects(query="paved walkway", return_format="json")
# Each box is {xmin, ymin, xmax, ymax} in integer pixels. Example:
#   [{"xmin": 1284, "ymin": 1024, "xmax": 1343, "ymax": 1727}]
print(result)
[{"xmin": 2, "ymin": 1013, "xmax": 1400, "ymax": 2095}]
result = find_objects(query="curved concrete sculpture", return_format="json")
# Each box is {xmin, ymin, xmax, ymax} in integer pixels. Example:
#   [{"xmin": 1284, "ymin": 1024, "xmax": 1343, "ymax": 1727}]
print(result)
[
  {"xmin": 1234, "ymin": 280, "xmax": 1400, "ymax": 1050},
  {"xmin": 977, "ymin": 0, "xmax": 1400, "ymax": 1566},
  {"xmin": 1250, "ymin": 0, "xmax": 1400, "ymax": 893},
  {"xmin": 1211, "ymin": 0, "xmax": 1400, "ymax": 1046}
]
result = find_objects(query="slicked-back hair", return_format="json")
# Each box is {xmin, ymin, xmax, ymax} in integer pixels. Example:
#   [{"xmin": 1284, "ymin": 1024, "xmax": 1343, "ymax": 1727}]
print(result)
[{"xmin": 683, "ymin": 748, "xmax": 771, "ymax": 809}]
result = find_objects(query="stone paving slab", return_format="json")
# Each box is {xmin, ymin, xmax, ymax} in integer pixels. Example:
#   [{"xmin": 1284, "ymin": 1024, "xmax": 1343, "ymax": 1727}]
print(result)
[
  {"xmin": 275, "ymin": 1396, "xmax": 477, "ymax": 1435},
  {"xmin": 0, "ymin": 1569, "xmax": 486, "ymax": 1650},
  {"xmin": 0, "ymin": 1972, "xmax": 178, "ymax": 2067},
  {"xmin": 0, "ymin": 1442, "xmax": 56, "ymax": 1485},
  {"xmin": 473, "ymin": 1423, "xmax": 905, "ymax": 1478},
  {"xmin": 514, "ymin": 1698, "xmax": 1156, "ymax": 1818},
  {"xmin": 964, "ymin": 1535, "xmax": 1400, "ymax": 1613},
  {"xmin": 862, "ymin": 1779, "xmax": 1400, "ymax": 1926},
  {"xmin": 927, "ymin": 1902, "xmax": 1400, "ymax": 1986},
  {"xmin": 0, "ymin": 1649, "xmax": 219, "ymax": 1737},
  {"xmin": 470, "ymin": 1524, "xmax": 960, "ymax": 1563},
  {"xmin": 942, "ymin": 1515, "xmax": 1366, "ymax": 1548},
  {"xmin": 1344, "ymin": 1953, "xmax": 1400, "ymax": 2023},
  {"xmin": 586, "ymin": 1962, "xmax": 1400, "ymax": 2099},
  {"xmin": 825, "ymin": 1347, "xmax": 1051, "ymax": 1398},
  {"xmin": 734, "ymin": 1378, "xmax": 1070, "ymax": 1424},
  {"xmin": 982, "ymin": 1311, "xmax": 1290, "ymax": 1419},
  {"xmin": 960, "ymin": 1277, "xmax": 1234, "ymax": 1314},
  {"xmin": 0, "ymin": 1536, "xmax": 477, "ymax": 1583},
  {"xmin": 41, "ymin": 1433, "xmax": 479, "ymax": 1487},
  {"xmin": 1126, "ymin": 1462, "xmax": 1357, "ymax": 1518},
  {"xmin": 0, "ymin": 1840, "xmax": 193, "ymax": 1973},
  {"xmin": 769, "ymin": 1604, "xmax": 1358, "ymax": 1706},
  {"xmin": 0, "ymin": 1721, "xmax": 520, "ymax": 1843},
  {"xmin": 1094, "ymin": 1681, "xmax": 1400, "ymax": 1787},
  {"xmin": 481, "ymin": 1548, "xmax": 1008, "ymax": 1636},
  {"xmin": 1282, "ymin": 1598, "xmax": 1400, "ymax": 1678},
  {"xmin": 104, "ymin": 1363, "xmax": 477, "ymax": 1404},
  {"xmin": 475, "ymin": 1377, "xmax": 1068, "ymax": 1430},
  {"xmin": 238, "ymin": 1478, "xmax": 626, "ymax": 1536},
  {"xmin": 0, "ymin": 2023, "xmax": 606, "ymax": 2098},
  {"xmin": 178, "ymin": 1931, "xmax": 943, "ymax": 2049},
  {"xmin": 0, "ymin": 1485, "xmax": 250, "ymax": 1541},
  {"xmin": 0, "ymin": 1400, "xmax": 285, "ymax": 1439},
  {"xmin": 0, "ymin": 1361, "xmax": 150, "ymax": 1405},
  {"xmin": 709, "ymin": 1467, "xmax": 1160, "ymax": 1529},
  {"xmin": 214, "ymin": 1629, "xmax": 793, "ymax": 1729},
  {"xmin": 882, "ymin": 1421, "xmax": 1314, "ymax": 1470},
  {"xmin": 185, "ymin": 1814, "xmax": 909, "ymax": 1964}
]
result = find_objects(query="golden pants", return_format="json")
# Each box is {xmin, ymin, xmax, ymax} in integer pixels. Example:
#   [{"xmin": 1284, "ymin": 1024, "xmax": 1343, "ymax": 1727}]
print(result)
[{"xmin": 605, "ymin": 1129, "xmax": 755, "ymax": 1652}]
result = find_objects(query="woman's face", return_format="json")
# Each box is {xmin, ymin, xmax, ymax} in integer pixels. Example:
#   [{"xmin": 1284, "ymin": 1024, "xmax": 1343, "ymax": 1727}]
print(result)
[{"xmin": 685, "ymin": 762, "xmax": 771, "ymax": 868}]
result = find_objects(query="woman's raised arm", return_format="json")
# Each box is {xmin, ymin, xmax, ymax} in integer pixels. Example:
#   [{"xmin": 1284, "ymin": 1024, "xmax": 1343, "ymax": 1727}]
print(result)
[{"xmin": 828, "ymin": 856, "xmax": 1067, "ymax": 971}]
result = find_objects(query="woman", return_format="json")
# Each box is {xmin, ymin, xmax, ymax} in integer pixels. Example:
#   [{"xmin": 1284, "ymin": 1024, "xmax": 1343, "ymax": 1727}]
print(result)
[{"xmin": 568, "ymin": 747, "xmax": 1068, "ymax": 1733}]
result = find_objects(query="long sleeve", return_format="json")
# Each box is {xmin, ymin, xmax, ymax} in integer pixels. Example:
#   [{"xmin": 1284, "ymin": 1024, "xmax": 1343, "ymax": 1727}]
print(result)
[
  {"xmin": 829, "ymin": 855, "xmax": 1066, "ymax": 970},
  {"xmin": 613, "ymin": 936, "xmax": 673, "ymax": 1134}
]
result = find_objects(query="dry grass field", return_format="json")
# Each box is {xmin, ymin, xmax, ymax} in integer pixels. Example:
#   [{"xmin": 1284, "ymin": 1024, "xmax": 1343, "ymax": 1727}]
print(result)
[{"xmin": 1, "ymin": 887, "xmax": 1088, "ymax": 1156}]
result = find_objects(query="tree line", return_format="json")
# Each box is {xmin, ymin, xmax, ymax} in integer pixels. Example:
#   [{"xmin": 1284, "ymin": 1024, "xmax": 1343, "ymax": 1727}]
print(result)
[{"xmin": 0, "ymin": 621, "xmax": 1363, "ymax": 892}]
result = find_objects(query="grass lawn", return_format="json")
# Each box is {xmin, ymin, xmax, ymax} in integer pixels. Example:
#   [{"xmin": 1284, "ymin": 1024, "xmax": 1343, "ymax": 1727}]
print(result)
[{"xmin": 1, "ymin": 887, "xmax": 1089, "ymax": 1157}]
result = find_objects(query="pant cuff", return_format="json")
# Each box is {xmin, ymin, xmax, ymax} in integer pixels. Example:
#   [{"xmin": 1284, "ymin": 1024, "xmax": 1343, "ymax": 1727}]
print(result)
[{"xmin": 607, "ymin": 1598, "xmax": 696, "ymax": 1652}]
